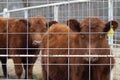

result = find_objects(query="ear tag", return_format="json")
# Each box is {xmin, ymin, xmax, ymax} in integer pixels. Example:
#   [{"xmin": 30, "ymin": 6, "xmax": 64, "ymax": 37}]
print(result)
[{"xmin": 107, "ymin": 25, "xmax": 114, "ymax": 37}]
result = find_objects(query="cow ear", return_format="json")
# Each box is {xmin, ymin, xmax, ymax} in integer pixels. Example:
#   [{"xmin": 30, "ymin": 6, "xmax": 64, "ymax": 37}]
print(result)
[
  {"xmin": 46, "ymin": 21, "xmax": 58, "ymax": 27},
  {"xmin": 67, "ymin": 19, "xmax": 81, "ymax": 32},
  {"xmin": 18, "ymin": 19, "xmax": 31, "ymax": 27},
  {"xmin": 104, "ymin": 20, "xmax": 119, "ymax": 32}
]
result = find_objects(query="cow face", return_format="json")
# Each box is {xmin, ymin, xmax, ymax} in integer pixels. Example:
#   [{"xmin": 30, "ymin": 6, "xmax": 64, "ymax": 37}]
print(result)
[
  {"xmin": 67, "ymin": 18, "xmax": 119, "ymax": 62},
  {"xmin": 29, "ymin": 16, "xmax": 47, "ymax": 46}
]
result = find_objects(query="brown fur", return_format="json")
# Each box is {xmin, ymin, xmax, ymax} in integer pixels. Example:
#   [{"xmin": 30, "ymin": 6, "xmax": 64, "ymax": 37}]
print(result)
[
  {"xmin": 46, "ymin": 20, "xmax": 58, "ymax": 28},
  {"xmin": 29, "ymin": 16, "xmax": 47, "ymax": 46},
  {"xmin": 0, "ymin": 16, "xmax": 47, "ymax": 79},
  {"xmin": 12, "ymin": 16, "xmax": 47, "ymax": 79},
  {"xmin": 67, "ymin": 18, "xmax": 80, "ymax": 32},
  {"xmin": 41, "ymin": 23, "xmax": 75, "ymax": 80},
  {"xmin": 0, "ymin": 18, "xmax": 16, "ymax": 78},
  {"xmin": 41, "ymin": 18, "xmax": 119, "ymax": 80}
]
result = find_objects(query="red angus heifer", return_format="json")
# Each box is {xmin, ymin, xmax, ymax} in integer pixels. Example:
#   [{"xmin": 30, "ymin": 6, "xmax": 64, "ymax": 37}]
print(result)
[
  {"xmin": 0, "ymin": 16, "xmax": 47, "ymax": 79},
  {"xmin": 70, "ymin": 18, "xmax": 118, "ymax": 80},
  {"xmin": 0, "ymin": 18, "xmax": 16, "ymax": 78},
  {"xmin": 41, "ymin": 22, "xmax": 79, "ymax": 80},
  {"xmin": 41, "ymin": 18, "xmax": 119, "ymax": 80},
  {"xmin": 9, "ymin": 16, "xmax": 47, "ymax": 79}
]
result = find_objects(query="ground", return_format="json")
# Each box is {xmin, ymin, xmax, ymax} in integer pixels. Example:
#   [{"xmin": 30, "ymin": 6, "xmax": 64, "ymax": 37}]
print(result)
[
  {"xmin": 0, "ymin": 48, "xmax": 119, "ymax": 80},
  {"xmin": 112, "ymin": 47, "xmax": 120, "ymax": 80}
]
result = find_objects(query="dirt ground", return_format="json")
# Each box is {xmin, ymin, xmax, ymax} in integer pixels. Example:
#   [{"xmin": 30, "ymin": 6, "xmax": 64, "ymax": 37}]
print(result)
[
  {"xmin": 0, "ymin": 54, "xmax": 42, "ymax": 80},
  {"xmin": 112, "ymin": 48, "xmax": 120, "ymax": 80},
  {"xmin": 0, "ymin": 48, "xmax": 119, "ymax": 80}
]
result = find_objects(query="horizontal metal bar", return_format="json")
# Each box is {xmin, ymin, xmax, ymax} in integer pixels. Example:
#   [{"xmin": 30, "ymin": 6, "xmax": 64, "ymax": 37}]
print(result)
[
  {"xmin": 1, "ymin": 63, "xmax": 117, "ymax": 66},
  {"xmin": 0, "ymin": 54, "xmax": 119, "ymax": 58},
  {"xmin": 0, "ymin": 32, "xmax": 120, "ymax": 34},
  {"xmin": 39, "ymin": 64, "xmax": 117, "ymax": 66},
  {"xmin": 0, "ymin": 48, "xmax": 117, "ymax": 49},
  {"xmin": 0, "ymin": 12, "xmax": 4, "ymax": 15},
  {"xmin": 0, "ymin": 0, "xmax": 90, "ymax": 14}
]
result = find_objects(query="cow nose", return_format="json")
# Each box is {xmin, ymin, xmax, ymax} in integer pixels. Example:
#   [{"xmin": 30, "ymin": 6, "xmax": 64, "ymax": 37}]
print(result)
[
  {"xmin": 83, "ymin": 57, "xmax": 98, "ymax": 63},
  {"xmin": 32, "ymin": 40, "xmax": 41, "ymax": 46},
  {"xmin": 83, "ymin": 53, "xmax": 98, "ymax": 63},
  {"xmin": 90, "ymin": 56, "xmax": 98, "ymax": 62}
]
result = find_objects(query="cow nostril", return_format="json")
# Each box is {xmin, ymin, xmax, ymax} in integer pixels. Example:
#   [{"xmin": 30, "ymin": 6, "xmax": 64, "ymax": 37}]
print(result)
[
  {"xmin": 91, "ymin": 57, "xmax": 98, "ymax": 62},
  {"xmin": 83, "ymin": 53, "xmax": 99, "ymax": 63},
  {"xmin": 83, "ymin": 57, "xmax": 98, "ymax": 63},
  {"xmin": 83, "ymin": 57, "xmax": 89, "ymax": 62},
  {"xmin": 32, "ymin": 40, "xmax": 41, "ymax": 46}
]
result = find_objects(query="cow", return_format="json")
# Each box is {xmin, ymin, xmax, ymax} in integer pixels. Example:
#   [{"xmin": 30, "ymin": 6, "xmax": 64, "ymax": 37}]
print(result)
[
  {"xmin": 41, "ymin": 17, "xmax": 119, "ymax": 80},
  {"xmin": 11, "ymin": 16, "xmax": 47, "ymax": 79},
  {"xmin": 0, "ymin": 16, "xmax": 47, "ymax": 79},
  {"xmin": 0, "ymin": 18, "xmax": 16, "ymax": 78}
]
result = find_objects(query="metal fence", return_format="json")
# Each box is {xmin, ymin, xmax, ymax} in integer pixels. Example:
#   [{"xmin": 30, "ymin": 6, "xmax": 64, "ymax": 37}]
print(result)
[
  {"xmin": 0, "ymin": 0, "xmax": 120, "ymax": 80},
  {"xmin": 0, "ymin": 0, "xmax": 120, "ymax": 45}
]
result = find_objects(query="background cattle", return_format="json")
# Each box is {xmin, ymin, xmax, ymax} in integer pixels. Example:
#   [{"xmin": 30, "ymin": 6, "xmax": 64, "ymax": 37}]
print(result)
[
  {"xmin": 0, "ymin": 18, "xmax": 16, "ymax": 78},
  {"xmin": 0, "ymin": 16, "xmax": 47, "ymax": 79},
  {"xmin": 41, "ymin": 18, "xmax": 119, "ymax": 80}
]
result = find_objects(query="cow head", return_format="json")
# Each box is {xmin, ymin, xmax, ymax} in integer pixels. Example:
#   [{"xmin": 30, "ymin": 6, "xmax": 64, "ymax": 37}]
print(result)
[
  {"xmin": 29, "ymin": 16, "xmax": 47, "ymax": 46},
  {"xmin": 67, "ymin": 18, "xmax": 119, "ymax": 62}
]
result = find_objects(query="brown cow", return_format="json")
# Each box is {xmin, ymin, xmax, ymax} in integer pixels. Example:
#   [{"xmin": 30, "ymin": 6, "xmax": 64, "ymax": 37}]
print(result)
[
  {"xmin": 10, "ymin": 16, "xmax": 47, "ymax": 79},
  {"xmin": 0, "ymin": 16, "xmax": 47, "ymax": 79},
  {"xmin": 0, "ymin": 18, "xmax": 16, "ymax": 78},
  {"xmin": 41, "ymin": 18, "xmax": 119, "ymax": 80}
]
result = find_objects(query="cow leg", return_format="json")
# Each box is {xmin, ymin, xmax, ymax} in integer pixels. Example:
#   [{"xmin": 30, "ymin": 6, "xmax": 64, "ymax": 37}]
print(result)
[
  {"xmin": 42, "ymin": 66, "xmax": 50, "ymax": 80},
  {"xmin": 22, "ymin": 57, "xmax": 37, "ymax": 79},
  {"xmin": 13, "ymin": 57, "xmax": 23, "ymax": 79},
  {"xmin": 1, "ymin": 58, "xmax": 8, "ymax": 78},
  {"xmin": 42, "ymin": 69, "xmax": 47, "ymax": 80},
  {"xmin": 28, "ymin": 57, "xmax": 38, "ymax": 79},
  {"xmin": 23, "ymin": 61, "xmax": 27, "ymax": 79},
  {"xmin": 22, "ymin": 57, "xmax": 28, "ymax": 79}
]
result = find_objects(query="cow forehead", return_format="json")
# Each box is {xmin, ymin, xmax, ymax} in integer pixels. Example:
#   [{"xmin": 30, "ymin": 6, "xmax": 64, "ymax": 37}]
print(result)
[
  {"xmin": 80, "ymin": 18, "xmax": 105, "ymax": 32},
  {"xmin": 81, "ymin": 26, "xmax": 104, "ymax": 33}
]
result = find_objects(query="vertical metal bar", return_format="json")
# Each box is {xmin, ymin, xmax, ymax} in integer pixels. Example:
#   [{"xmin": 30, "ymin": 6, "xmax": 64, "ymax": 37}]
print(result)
[
  {"xmin": 3, "ymin": 8, "xmax": 10, "ymax": 18},
  {"xmin": 24, "ymin": 9, "xmax": 28, "ymax": 19},
  {"xmin": 108, "ymin": 0, "xmax": 113, "ymax": 80},
  {"xmin": 68, "ymin": 1, "xmax": 70, "ymax": 80},
  {"xmin": 54, "ymin": 5, "xmax": 59, "ymax": 21},
  {"xmin": 108, "ymin": 0, "xmax": 113, "ymax": 21},
  {"xmin": 46, "ymin": 1, "xmax": 50, "ymax": 80},
  {"xmin": 6, "ymin": 0, "xmax": 9, "ymax": 79},
  {"xmin": 24, "ymin": 0, "xmax": 29, "ymax": 79},
  {"xmin": 88, "ymin": 0, "xmax": 91, "ymax": 80}
]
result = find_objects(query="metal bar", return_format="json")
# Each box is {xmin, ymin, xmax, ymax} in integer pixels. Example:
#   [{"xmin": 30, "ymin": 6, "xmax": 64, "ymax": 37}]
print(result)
[
  {"xmin": 54, "ymin": 6, "xmax": 59, "ymax": 21},
  {"xmin": 0, "ymin": 0, "xmax": 90, "ymax": 14},
  {"xmin": 0, "ymin": 54, "xmax": 119, "ymax": 57},
  {"xmin": 108, "ymin": 0, "xmax": 113, "ymax": 20}
]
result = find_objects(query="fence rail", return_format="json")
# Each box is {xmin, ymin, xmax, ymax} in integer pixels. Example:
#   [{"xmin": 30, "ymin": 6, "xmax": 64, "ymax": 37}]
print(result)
[
  {"xmin": 0, "ymin": 54, "xmax": 119, "ymax": 58},
  {"xmin": 0, "ymin": 0, "xmax": 90, "ymax": 19}
]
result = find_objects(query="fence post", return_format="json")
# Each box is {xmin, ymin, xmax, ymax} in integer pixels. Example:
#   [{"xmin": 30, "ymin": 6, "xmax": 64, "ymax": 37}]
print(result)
[
  {"xmin": 54, "ymin": 6, "xmax": 59, "ymax": 21},
  {"xmin": 108, "ymin": 0, "xmax": 114, "ymax": 80},
  {"xmin": 24, "ymin": 9, "xmax": 28, "ymax": 19},
  {"xmin": 108, "ymin": 0, "xmax": 114, "ymax": 48},
  {"xmin": 3, "ymin": 8, "xmax": 10, "ymax": 18}
]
